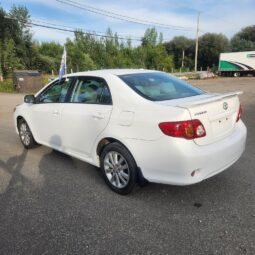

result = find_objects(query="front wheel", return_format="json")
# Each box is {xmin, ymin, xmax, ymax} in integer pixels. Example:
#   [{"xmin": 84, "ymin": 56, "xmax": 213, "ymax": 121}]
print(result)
[
  {"xmin": 18, "ymin": 119, "xmax": 37, "ymax": 149},
  {"xmin": 100, "ymin": 142, "xmax": 137, "ymax": 195}
]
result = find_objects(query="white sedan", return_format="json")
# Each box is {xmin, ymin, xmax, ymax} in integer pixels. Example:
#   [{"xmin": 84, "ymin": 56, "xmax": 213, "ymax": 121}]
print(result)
[{"xmin": 14, "ymin": 69, "xmax": 247, "ymax": 194}]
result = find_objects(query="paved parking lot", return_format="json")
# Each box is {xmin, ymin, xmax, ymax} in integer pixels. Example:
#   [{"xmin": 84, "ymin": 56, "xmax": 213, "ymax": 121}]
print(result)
[{"xmin": 0, "ymin": 77, "xmax": 254, "ymax": 255}]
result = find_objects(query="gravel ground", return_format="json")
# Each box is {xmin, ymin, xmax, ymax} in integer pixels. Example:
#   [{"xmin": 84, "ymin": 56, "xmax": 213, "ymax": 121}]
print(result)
[{"xmin": 0, "ymin": 77, "xmax": 254, "ymax": 255}]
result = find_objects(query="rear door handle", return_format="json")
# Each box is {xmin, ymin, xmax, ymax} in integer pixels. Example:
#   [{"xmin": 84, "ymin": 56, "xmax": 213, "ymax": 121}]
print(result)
[
  {"xmin": 92, "ymin": 113, "xmax": 104, "ymax": 119},
  {"xmin": 52, "ymin": 110, "xmax": 60, "ymax": 116}
]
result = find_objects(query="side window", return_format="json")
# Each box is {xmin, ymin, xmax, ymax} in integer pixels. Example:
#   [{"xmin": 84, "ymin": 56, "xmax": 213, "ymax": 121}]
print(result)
[
  {"xmin": 37, "ymin": 78, "xmax": 72, "ymax": 103},
  {"xmin": 70, "ymin": 78, "xmax": 111, "ymax": 104},
  {"xmin": 99, "ymin": 86, "xmax": 112, "ymax": 104}
]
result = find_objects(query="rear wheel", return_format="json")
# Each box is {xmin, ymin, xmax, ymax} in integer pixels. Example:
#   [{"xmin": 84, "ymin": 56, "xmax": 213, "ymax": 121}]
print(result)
[
  {"xmin": 100, "ymin": 142, "xmax": 137, "ymax": 195},
  {"xmin": 18, "ymin": 119, "xmax": 37, "ymax": 149}
]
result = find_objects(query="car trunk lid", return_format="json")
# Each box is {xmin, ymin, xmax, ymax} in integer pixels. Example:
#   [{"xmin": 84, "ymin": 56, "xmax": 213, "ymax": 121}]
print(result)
[{"xmin": 157, "ymin": 91, "xmax": 242, "ymax": 145}]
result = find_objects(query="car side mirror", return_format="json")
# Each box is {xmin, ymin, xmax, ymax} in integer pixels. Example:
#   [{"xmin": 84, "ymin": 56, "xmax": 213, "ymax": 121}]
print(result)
[{"xmin": 24, "ymin": 95, "xmax": 35, "ymax": 104}]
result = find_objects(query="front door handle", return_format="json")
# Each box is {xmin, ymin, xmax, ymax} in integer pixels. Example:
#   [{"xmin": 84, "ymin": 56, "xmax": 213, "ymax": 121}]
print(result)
[
  {"xmin": 92, "ymin": 113, "xmax": 104, "ymax": 120},
  {"xmin": 52, "ymin": 110, "xmax": 60, "ymax": 116}
]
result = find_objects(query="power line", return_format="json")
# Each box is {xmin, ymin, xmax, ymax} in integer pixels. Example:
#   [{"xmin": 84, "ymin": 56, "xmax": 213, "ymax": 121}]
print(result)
[
  {"xmin": 56, "ymin": 0, "xmax": 195, "ymax": 31},
  {"xmin": 30, "ymin": 23, "xmax": 142, "ymax": 41},
  {"xmin": 31, "ymin": 18, "xmax": 143, "ymax": 40},
  {"xmin": 30, "ymin": 19, "xmax": 221, "ymax": 46},
  {"xmin": 4, "ymin": 16, "xmax": 144, "ymax": 42},
  {"xmin": 5, "ymin": 16, "xmax": 194, "ymax": 44}
]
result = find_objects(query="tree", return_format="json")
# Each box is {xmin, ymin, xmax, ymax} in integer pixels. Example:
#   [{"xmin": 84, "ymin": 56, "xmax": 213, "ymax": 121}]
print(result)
[
  {"xmin": 159, "ymin": 32, "xmax": 163, "ymax": 44},
  {"xmin": 5, "ymin": 4, "xmax": 253, "ymax": 75},
  {"xmin": 198, "ymin": 33, "xmax": 229, "ymax": 70},
  {"xmin": 9, "ymin": 5, "xmax": 33, "ymax": 68},
  {"xmin": 4, "ymin": 39, "xmax": 22, "ymax": 70},
  {"xmin": 142, "ymin": 28, "xmax": 158, "ymax": 46},
  {"xmin": 0, "ymin": 7, "xmax": 8, "ymax": 76},
  {"xmin": 0, "ymin": 5, "xmax": 32, "ymax": 76},
  {"xmin": 230, "ymin": 25, "xmax": 255, "ymax": 52},
  {"xmin": 38, "ymin": 41, "xmax": 63, "ymax": 71},
  {"xmin": 65, "ymin": 38, "xmax": 96, "ymax": 72},
  {"xmin": 140, "ymin": 28, "xmax": 174, "ymax": 71},
  {"xmin": 165, "ymin": 36, "xmax": 195, "ymax": 70}
]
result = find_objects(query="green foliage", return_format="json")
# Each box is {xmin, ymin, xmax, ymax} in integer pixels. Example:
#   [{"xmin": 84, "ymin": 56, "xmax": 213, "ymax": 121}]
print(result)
[
  {"xmin": 165, "ymin": 36, "xmax": 195, "ymax": 70},
  {"xmin": 3, "ymin": 38, "xmax": 23, "ymax": 69},
  {"xmin": 230, "ymin": 25, "xmax": 255, "ymax": 51},
  {"xmin": 0, "ymin": 3, "xmax": 254, "ymax": 79},
  {"xmin": 142, "ymin": 28, "xmax": 158, "ymax": 46},
  {"xmin": 37, "ymin": 41, "xmax": 63, "ymax": 71},
  {"xmin": 140, "ymin": 44, "xmax": 173, "ymax": 71},
  {"xmin": 198, "ymin": 33, "xmax": 229, "ymax": 70},
  {"xmin": 0, "ymin": 79, "xmax": 14, "ymax": 93},
  {"xmin": 41, "ymin": 74, "xmax": 52, "ymax": 85},
  {"xmin": 65, "ymin": 37, "xmax": 97, "ymax": 71},
  {"xmin": 0, "ymin": 5, "xmax": 31, "ymax": 76}
]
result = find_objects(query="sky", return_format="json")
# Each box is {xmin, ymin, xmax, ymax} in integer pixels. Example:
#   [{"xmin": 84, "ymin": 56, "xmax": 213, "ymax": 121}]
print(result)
[{"xmin": 1, "ymin": 0, "xmax": 255, "ymax": 45}]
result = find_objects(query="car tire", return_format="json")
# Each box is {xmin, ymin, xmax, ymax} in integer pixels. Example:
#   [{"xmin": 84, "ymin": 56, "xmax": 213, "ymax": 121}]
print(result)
[
  {"xmin": 100, "ymin": 142, "xmax": 137, "ymax": 195},
  {"xmin": 18, "ymin": 119, "xmax": 37, "ymax": 149}
]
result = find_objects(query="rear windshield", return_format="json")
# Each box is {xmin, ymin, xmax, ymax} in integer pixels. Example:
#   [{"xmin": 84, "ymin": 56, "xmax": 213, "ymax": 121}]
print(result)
[{"xmin": 118, "ymin": 72, "xmax": 204, "ymax": 101}]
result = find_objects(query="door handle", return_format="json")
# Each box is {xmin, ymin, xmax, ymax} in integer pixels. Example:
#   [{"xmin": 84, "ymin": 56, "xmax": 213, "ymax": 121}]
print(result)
[
  {"xmin": 92, "ymin": 113, "xmax": 104, "ymax": 119},
  {"xmin": 52, "ymin": 110, "xmax": 60, "ymax": 116}
]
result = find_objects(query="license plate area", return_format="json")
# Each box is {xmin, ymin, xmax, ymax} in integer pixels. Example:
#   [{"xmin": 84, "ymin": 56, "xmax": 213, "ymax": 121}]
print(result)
[{"xmin": 212, "ymin": 115, "xmax": 234, "ymax": 138}]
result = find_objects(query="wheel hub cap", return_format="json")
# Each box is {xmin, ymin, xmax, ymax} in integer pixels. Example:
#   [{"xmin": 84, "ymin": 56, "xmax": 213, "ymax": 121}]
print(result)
[
  {"xmin": 104, "ymin": 151, "xmax": 130, "ymax": 188},
  {"xmin": 19, "ymin": 123, "xmax": 30, "ymax": 146}
]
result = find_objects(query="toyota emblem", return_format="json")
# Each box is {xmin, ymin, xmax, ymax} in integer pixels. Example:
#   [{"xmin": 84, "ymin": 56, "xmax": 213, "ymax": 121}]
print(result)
[{"xmin": 223, "ymin": 102, "xmax": 228, "ymax": 110}]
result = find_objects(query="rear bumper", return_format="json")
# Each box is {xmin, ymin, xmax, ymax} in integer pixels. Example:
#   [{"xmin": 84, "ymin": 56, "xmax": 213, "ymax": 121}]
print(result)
[{"xmin": 124, "ymin": 121, "xmax": 247, "ymax": 185}]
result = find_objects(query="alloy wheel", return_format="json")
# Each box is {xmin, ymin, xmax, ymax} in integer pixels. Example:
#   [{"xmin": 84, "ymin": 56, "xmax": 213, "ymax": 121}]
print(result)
[
  {"xmin": 104, "ymin": 151, "xmax": 130, "ymax": 188},
  {"xmin": 19, "ymin": 123, "xmax": 31, "ymax": 146}
]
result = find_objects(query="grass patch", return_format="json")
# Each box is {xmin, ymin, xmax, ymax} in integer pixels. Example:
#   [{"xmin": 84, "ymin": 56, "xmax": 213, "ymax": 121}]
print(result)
[
  {"xmin": 0, "ymin": 79, "xmax": 14, "ymax": 93},
  {"xmin": 42, "ymin": 74, "xmax": 57, "ymax": 85},
  {"xmin": 0, "ymin": 74, "xmax": 56, "ymax": 93}
]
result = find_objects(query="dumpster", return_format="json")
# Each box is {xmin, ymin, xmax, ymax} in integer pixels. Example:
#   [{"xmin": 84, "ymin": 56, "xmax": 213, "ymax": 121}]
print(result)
[{"xmin": 13, "ymin": 70, "xmax": 43, "ymax": 93}]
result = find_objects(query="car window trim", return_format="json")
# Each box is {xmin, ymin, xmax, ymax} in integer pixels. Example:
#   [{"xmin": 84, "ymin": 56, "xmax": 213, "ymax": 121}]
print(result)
[
  {"xmin": 67, "ymin": 76, "xmax": 113, "ymax": 105},
  {"xmin": 118, "ymin": 73, "xmax": 204, "ymax": 102},
  {"xmin": 35, "ymin": 77, "xmax": 76, "ymax": 104}
]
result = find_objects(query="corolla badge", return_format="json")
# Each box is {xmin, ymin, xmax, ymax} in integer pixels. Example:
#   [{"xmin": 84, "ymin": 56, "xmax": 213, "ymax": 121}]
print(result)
[{"xmin": 223, "ymin": 102, "xmax": 228, "ymax": 110}]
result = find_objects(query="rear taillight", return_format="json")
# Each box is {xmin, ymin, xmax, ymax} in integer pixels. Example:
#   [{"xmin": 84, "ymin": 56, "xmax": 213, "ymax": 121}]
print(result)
[
  {"xmin": 159, "ymin": 119, "xmax": 206, "ymax": 139},
  {"xmin": 236, "ymin": 104, "xmax": 242, "ymax": 122}
]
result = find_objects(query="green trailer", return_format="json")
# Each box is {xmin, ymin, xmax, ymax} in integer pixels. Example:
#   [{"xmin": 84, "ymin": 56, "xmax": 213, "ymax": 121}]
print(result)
[{"xmin": 219, "ymin": 51, "xmax": 255, "ymax": 77}]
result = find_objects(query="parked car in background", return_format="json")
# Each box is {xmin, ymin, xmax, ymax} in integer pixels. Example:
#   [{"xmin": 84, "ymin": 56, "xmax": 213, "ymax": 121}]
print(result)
[{"xmin": 14, "ymin": 69, "xmax": 247, "ymax": 194}]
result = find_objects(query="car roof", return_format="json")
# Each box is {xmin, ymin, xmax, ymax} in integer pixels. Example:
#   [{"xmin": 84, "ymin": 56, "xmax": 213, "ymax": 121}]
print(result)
[{"xmin": 67, "ymin": 69, "xmax": 160, "ymax": 77}]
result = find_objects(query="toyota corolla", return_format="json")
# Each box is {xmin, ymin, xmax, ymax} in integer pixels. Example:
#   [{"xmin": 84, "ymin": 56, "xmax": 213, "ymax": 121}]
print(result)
[{"xmin": 14, "ymin": 69, "xmax": 247, "ymax": 194}]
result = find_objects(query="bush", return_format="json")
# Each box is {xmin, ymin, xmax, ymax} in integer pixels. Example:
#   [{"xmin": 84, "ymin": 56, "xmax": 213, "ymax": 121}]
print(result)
[
  {"xmin": 41, "ymin": 74, "xmax": 56, "ymax": 85},
  {"xmin": 0, "ymin": 79, "xmax": 14, "ymax": 93}
]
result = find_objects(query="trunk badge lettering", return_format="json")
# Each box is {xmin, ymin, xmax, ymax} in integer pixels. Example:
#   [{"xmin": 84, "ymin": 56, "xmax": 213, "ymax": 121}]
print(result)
[
  {"xmin": 223, "ymin": 102, "xmax": 228, "ymax": 110},
  {"xmin": 194, "ymin": 111, "xmax": 207, "ymax": 116}
]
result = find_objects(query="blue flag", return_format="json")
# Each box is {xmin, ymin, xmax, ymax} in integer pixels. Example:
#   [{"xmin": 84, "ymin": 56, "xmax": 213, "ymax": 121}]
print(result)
[{"xmin": 59, "ymin": 46, "xmax": 67, "ymax": 80}]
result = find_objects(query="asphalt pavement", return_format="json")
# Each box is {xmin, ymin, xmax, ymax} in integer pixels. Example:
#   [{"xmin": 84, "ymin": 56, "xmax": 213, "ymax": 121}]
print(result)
[{"xmin": 0, "ymin": 77, "xmax": 254, "ymax": 255}]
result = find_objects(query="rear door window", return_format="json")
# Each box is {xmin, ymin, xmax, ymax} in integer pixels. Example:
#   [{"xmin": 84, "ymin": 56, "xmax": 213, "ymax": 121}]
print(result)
[{"xmin": 70, "ymin": 77, "xmax": 112, "ymax": 104}]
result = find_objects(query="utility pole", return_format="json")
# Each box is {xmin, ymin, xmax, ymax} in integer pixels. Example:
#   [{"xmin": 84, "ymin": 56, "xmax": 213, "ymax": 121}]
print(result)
[
  {"xmin": 194, "ymin": 12, "xmax": 200, "ymax": 73},
  {"xmin": 181, "ymin": 50, "xmax": 185, "ymax": 68}
]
